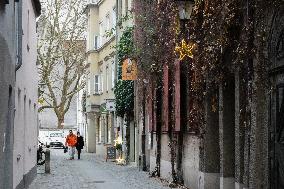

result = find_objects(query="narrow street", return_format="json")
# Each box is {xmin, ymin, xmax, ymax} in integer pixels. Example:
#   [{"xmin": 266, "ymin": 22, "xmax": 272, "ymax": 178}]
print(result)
[{"xmin": 28, "ymin": 149, "xmax": 171, "ymax": 189}]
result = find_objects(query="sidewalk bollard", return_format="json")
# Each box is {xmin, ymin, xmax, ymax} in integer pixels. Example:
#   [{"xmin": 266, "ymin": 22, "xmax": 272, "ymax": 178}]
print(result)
[{"xmin": 45, "ymin": 149, "xmax": 50, "ymax": 174}]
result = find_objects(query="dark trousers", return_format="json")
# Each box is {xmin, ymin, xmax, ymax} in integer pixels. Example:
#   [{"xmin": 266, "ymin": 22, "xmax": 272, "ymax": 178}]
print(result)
[{"xmin": 77, "ymin": 149, "xmax": 81, "ymax": 159}]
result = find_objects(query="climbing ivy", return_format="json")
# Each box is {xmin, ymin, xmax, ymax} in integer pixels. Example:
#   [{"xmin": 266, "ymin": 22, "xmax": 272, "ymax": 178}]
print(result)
[
  {"xmin": 114, "ymin": 27, "xmax": 135, "ymax": 117},
  {"xmin": 81, "ymin": 90, "xmax": 86, "ymax": 113}
]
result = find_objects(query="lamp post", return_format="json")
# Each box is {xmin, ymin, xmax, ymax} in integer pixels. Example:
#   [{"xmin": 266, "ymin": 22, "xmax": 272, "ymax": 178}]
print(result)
[{"xmin": 177, "ymin": 0, "xmax": 195, "ymax": 38}]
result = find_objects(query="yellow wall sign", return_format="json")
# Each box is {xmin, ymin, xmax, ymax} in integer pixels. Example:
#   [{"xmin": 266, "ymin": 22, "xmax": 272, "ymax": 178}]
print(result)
[{"xmin": 122, "ymin": 58, "xmax": 137, "ymax": 80}]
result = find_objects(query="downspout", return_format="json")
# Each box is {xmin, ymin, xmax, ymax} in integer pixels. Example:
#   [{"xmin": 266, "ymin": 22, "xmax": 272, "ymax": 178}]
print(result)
[
  {"xmin": 115, "ymin": 0, "xmax": 119, "ymax": 82},
  {"xmin": 15, "ymin": 0, "xmax": 23, "ymax": 71}
]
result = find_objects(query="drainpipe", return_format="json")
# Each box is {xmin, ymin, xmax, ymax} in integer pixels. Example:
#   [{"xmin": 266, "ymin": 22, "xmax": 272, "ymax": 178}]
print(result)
[
  {"xmin": 115, "ymin": 0, "xmax": 119, "ymax": 81},
  {"xmin": 15, "ymin": 0, "xmax": 23, "ymax": 71}
]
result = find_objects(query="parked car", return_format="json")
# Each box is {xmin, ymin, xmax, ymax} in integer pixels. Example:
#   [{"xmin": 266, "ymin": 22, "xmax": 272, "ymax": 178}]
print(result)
[{"xmin": 46, "ymin": 132, "xmax": 65, "ymax": 148}]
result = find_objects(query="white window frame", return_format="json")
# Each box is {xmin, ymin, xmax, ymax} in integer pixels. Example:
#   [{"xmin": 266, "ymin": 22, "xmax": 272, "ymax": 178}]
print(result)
[
  {"xmin": 106, "ymin": 14, "xmax": 110, "ymax": 32},
  {"xmin": 94, "ymin": 35, "xmax": 98, "ymax": 50},
  {"xmin": 112, "ymin": 7, "xmax": 116, "ymax": 29},
  {"xmin": 99, "ymin": 21, "xmax": 104, "ymax": 47},
  {"xmin": 94, "ymin": 75, "xmax": 100, "ymax": 94},
  {"xmin": 111, "ymin": 61, "xmax": 115, "ymax": 88},
  {"xmin": 106, "ymin": 66, "xmax": 109, "ymax": 92},
  {"xmin": 100, "ymin": 73, "xmax": 104, "ymax": 94}
]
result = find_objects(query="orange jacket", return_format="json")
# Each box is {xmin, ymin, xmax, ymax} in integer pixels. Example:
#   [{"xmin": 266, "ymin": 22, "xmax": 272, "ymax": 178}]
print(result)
[{"xmin": 66, "ymin": 134, "xmax": 77, "ymax": 147}]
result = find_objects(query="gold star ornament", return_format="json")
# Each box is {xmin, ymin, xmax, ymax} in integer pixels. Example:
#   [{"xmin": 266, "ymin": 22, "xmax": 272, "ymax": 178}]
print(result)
[{"xmin": 175, "ymin": 39, "xmax": 195, "ymax": 60}]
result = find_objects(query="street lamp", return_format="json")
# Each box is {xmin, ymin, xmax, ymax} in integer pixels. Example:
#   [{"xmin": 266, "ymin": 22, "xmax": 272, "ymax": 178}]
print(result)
[{"xmin": 177, "ymin": 0, "xmax": 195, "ymax": 20}]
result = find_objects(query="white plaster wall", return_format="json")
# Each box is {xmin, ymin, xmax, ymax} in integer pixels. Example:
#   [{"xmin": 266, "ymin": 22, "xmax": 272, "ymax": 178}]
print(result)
[
  {"xmin": 182, "ymin": 135, "xmax": 200, "ymax": 189},
  {"xmin": 77, "ymin": 90, "xmax": 87, "ymax": 137},
  {"xmin": 149, "ymin": 134, "xmax": 200, "ymax": 189},
  {"xmin": 13, "ymin": 1, "xmax": 38, "ymax": 188},
  {"xmin": 160, "ymin": 134, "xmax": 172, "ymax": 181}
]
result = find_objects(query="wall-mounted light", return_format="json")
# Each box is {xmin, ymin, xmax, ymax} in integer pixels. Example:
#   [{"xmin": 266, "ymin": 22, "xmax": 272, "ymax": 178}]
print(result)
[{"xmin": 177, "ymin": 0, "xmax": 195, "ymax": 20}]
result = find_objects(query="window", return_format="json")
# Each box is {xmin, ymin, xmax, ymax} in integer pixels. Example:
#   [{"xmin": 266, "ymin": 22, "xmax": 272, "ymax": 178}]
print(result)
[
  {"xmin": 125, "ymin": 0, "xmax": 129, "ymax": 15},
  {"xmin": 50, "ymin": 133, "xmax": 63, "ymax": 137},
  {"xmin": 111, "ymin": 61, "xmax": 115, "ymax": 88},
  {"xmin": 106, "ymin": 14, "xmax": 110, "ymax": 32},
  {"xmin": 87, "ymin": 78, "xmax": 91, "ymax": 95},
  {"xmin": 118, "ymin": 0, "xmax": 122, "ymax": 19},
  {"xmin": 112, "ymin": 8, "xmax": 116, "ymax": 29},
  {"xmin": 99, "ymin": 21, "xmax": 104, "ymax": 46},
  {"xmin": 94, "ymin": 35, "xmax": 98, "ymax": 49},
  {"xmin": 106, "ymin": 66, "xmax": 109, "ymax": 92},
  {"xmin": 100, "ymin": 73, "xmax": 104, "ymax": 93},
  {"xmin": 94, "ymin": 75, "xmax": 100, "ymax": 94}
]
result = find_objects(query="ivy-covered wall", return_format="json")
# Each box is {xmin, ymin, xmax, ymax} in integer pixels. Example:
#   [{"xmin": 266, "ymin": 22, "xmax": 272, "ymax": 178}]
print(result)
[{"xmin": 114, "ymin": 27, "xmax": 135, "ymax": 117}]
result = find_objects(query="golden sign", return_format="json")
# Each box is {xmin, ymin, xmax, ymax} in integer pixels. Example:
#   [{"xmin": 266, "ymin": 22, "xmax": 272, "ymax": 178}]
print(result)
[{"xmin": 122, "ymin": 58, "xmax": 137, "ymax": 80}]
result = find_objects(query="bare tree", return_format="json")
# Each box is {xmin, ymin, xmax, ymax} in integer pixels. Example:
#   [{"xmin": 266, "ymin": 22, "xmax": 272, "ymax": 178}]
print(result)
[{"xmin": 38, "ymin": 0, "xmax": 87, "ymax": 129}]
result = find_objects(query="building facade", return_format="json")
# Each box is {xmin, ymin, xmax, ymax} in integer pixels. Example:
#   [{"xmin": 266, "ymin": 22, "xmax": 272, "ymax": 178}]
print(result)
[
  {"xmin": 85, "ymin": 0, "xmax": 117, "ymax": 157},
  {"xmin": 115, "ymin": 0, "xmax": 138, "ymax": 164},
  {"xmin": 134, "ymin": 1, "xmax": 284, "ymax": 189},
  {"xmin": 0, "ymin": 0, "xmax": 40, "ymax": 189},
  {"xmin": 13, "ymin": 0, "xmax": 41, "ymax": 189},
  {"xmin": 77, "ymin": 89, "xmax": 87, "ymax": 138},
  {"xmin": 0, "ymin": 1, "xmax": 17, "ymax": 188}
]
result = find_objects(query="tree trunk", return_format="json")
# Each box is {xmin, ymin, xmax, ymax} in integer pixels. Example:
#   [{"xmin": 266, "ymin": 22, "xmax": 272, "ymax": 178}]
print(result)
[{"xmin": 57, "ymin": 116, "xmax": 64, "ymax": 129}]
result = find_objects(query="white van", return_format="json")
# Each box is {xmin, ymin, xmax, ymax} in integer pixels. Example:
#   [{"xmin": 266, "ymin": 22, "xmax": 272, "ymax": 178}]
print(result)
[
  {"xmin": 39, "ymin": 130, "xmax": 65, "ymax": 148},
  {"xmin": 48, "ymin": 132, "xmax": 65, "ymax": 148}
]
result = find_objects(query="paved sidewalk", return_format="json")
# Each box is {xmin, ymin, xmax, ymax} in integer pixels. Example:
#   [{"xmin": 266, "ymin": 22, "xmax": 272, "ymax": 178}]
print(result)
[{"xmin": 28, "ymin": 149, "xmax": 172, "ymax": 189}]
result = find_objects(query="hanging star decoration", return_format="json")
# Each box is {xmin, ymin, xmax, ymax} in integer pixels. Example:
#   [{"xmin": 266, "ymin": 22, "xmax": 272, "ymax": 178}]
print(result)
[{"xmin": 175, "ymin": 39, "xmax": 195, "ymax": 60}]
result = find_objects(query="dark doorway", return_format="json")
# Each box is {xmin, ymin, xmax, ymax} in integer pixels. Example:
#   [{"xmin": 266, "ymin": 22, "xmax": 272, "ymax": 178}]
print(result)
[
  {"xmin": 268, "ymin": 5, "xmax": 284, "ymax": 188},
  {"xmin": 270, "ymin": 81, "xmax": 284, "ymax": 189}
]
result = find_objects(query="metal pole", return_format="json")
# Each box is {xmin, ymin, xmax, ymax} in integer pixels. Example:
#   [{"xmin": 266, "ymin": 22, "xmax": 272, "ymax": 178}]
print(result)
[{"xmin": 45, "ymin": 149, "xmax": 50, "ymax": 174}]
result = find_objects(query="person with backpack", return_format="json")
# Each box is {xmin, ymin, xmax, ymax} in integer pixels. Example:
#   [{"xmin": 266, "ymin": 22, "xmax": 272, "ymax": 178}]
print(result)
[
  {"xmin": 76, "ymin": 132, "xmax": 84, "ymax": 159},
  {"xmin": 65, "ymin": 130, "xmax": 77, "ymax": 160}
]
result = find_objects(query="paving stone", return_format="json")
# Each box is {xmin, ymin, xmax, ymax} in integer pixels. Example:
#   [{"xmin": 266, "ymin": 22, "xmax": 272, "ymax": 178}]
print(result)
[{"xmin": 28, "ymin": 149, "xmax": 173, "ymax": 189}]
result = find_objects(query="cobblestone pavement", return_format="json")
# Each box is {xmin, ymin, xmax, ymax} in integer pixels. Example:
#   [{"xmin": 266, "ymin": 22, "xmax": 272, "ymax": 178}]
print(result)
[{"xmin": 28, "ymin": 149, "xmax": 172, "ymax": 189}]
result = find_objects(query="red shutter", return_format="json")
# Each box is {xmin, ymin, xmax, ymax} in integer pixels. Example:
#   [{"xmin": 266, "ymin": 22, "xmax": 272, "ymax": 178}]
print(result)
[
  {"xmin": 162, "ymin": 64, "xmax": 169, "ymax": 132},
  {"xmin": 175, "ymin": 60, "xmax": 181, "ymax": 132}
]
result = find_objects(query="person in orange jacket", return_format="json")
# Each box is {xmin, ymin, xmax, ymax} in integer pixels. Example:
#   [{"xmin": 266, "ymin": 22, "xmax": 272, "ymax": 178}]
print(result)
[{"xmin": 65, "ymin": 130, "xmax": 77, "ymax": 160}]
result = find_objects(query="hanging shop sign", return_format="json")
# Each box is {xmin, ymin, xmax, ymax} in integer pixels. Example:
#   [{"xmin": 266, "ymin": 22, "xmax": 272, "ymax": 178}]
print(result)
[
  {"xmin": 106, "ymin": 99, "xmax": 116, "ymax": 112},
  {"xmin": 122, "ymin": 58, "xmax": 137, "ymax": 80}
]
